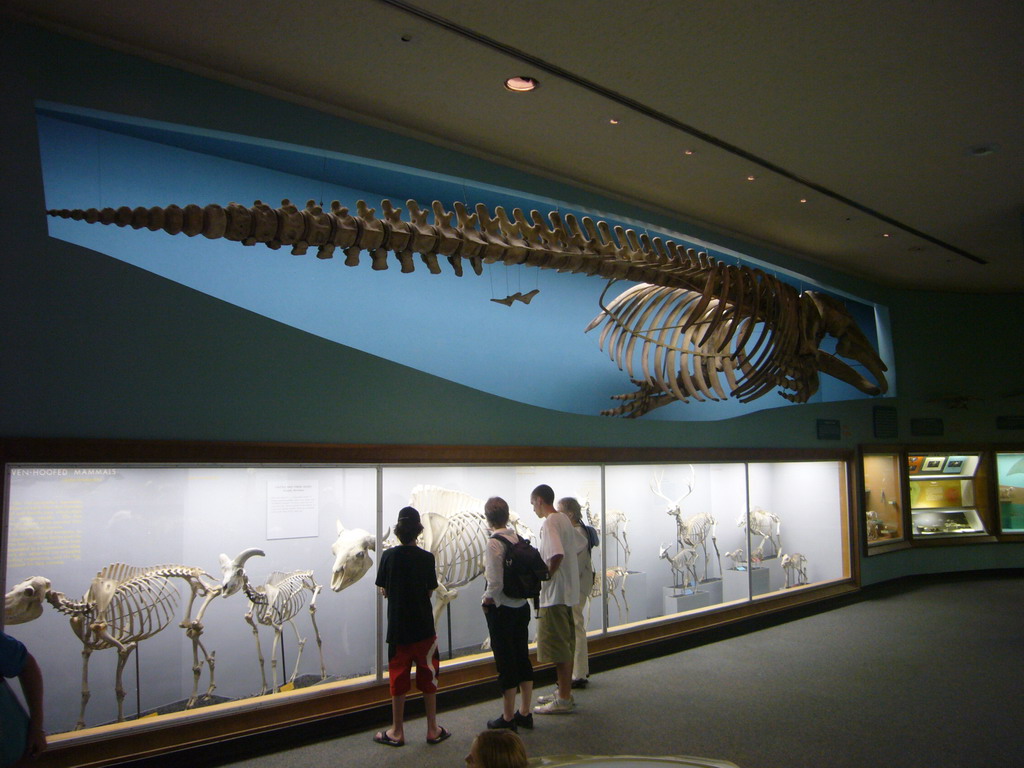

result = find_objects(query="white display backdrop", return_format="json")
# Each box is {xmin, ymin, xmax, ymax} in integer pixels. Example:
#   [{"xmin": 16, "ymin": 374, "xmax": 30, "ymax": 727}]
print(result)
[
  {"xmin": 3, "ymin": 459, "xmax": 848, "ymax": 736},
  {"xmin": 4, "ymin": 466, "xmax": 378, "ymax": 733}
]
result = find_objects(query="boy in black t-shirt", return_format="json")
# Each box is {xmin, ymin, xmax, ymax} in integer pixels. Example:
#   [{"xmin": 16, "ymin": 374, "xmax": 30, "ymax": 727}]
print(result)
[{"xmin": 373, "ymin": 506, "xmax": 451, "ymax": 746}]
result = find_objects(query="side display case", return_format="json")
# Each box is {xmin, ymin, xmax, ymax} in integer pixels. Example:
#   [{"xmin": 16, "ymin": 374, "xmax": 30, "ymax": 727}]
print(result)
[
  {"xmin": 861, "ymin": 452, "xmax": 905, "ymax": 546},
  {"xmin": 1, "ymin": 442, "xmax": 855, "ymax": 766},
  {"xmin": 996, "ymin": 452, "xmax": 1024, "ymax": 533},
  {"xmin": 907, "ymin": 452, "xmax": 989, "ymax": 538}
]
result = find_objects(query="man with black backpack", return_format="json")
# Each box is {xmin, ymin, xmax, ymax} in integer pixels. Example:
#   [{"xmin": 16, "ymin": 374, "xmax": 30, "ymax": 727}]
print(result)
[{"xmin": 481, "ymin": 496, "xmax": 535, "ymax": 732}]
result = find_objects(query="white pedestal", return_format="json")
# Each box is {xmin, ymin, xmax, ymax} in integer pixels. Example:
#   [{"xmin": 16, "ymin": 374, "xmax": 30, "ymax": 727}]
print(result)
[
  {"xmin": 723, "ymin": 566, "xmax": 770, "ymax": 601},
  {"xmin": 662, "ymin": 586, "xmax": 712, "ymax": 615}
]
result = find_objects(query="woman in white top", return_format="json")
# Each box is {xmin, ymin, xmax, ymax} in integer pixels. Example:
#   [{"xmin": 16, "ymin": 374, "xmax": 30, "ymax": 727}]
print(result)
[
  {"xmin": 481, "ymin": 496, "xmax": 535, "ymax": 731},
  {"xmin": 557, "ymin": 497, "xmax": 596, "ymax": 688}
]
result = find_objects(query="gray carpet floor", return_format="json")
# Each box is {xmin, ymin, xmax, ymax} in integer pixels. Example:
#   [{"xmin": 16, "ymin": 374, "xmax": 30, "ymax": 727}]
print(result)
[{"xmin": 204, "ymin": 573, "xmax": 1023, "ymax": 768}]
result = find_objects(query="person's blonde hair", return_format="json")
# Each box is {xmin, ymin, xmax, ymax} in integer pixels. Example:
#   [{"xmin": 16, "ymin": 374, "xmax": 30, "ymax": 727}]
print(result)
[
  {"xmin": 558, "ymin": 496, "xmax": 583, "ymax": 526},
  {"xmin": 471, "ymin": 730, "xmax": 528, "ymax": 768}
]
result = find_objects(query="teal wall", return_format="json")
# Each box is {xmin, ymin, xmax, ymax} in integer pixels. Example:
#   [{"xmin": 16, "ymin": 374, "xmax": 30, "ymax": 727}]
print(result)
[{"xmin": 2, "ymin": 20, "xmax": 1022, "ymax": 584}]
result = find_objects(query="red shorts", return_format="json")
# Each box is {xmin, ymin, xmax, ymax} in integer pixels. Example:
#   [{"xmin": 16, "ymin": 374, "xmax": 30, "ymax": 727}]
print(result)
[{"xmin": 388, "ymin": 635, "xmax": 440, "ymax": 696}]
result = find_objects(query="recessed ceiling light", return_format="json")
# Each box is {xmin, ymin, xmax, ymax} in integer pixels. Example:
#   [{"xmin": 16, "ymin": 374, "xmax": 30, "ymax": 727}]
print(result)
[
  {"xmin": 504, "ymin": 76, "xmax": 539, "ymax": 92},
  {"xmin": 799, "ymin": 198, "xmax": 808, "ymax": 204},
  {"xmin": 882, "ymin": 233, "xmax": 892, "ymax": 238},
  {"xmin": 684, "ymin": 149, "xmax": 695, "ymax": 156},
  {"xmin": 609, "ymin": 118, "xmax": 620, "ymax": 125},
  {"xmin": 746, "ymin": 175, "xmax": 757, "ymax": 181}
]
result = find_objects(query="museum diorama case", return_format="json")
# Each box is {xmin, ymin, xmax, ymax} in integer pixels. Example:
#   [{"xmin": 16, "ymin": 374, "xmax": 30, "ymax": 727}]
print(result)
[
  {"xmin": 861, "ymin": 452, "xmax": 906, "ymax": 548},
  {"xmin": 906, "ymin": 452, "xmax": 988, "ymax": 538},
  {"xmin": 996, "ymin": 451, "xmax": 1024, "ymax": 534},
  {"xmin": 859, "ymin": 446, "xmax": 1004, "ymax": 553},
  {"xmin": 1, "ymin": 440, "xmax": 855, "ymax": 767}
]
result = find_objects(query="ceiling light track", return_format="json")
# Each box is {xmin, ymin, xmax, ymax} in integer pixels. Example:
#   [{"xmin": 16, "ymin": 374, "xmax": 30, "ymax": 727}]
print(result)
[{"xmin": 377, "ymin": 0, "xmax": 986, "ymax": 267}]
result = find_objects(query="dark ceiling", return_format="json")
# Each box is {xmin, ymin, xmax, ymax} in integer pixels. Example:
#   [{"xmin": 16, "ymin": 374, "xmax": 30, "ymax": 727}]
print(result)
[{"xmin": 6, "ymin": 0, "xmax": 1022, "ymax": 292}]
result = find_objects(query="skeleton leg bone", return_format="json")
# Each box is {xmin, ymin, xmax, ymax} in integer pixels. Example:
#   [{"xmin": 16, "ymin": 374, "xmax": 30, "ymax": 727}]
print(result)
[
  {"xmin": 284, "ymin": 619, "xmax": 307, "ymax": 687},
  {"xmin": 245, "ymin": 611, "xmax": 269, "ymax": 695},
  {"xmin": 308, "ymin": 585, "xmax": 327, "ymax": 681},
  {"xmin": 77, "ymin": 646, "xmax": 92, "ymax": 730}
]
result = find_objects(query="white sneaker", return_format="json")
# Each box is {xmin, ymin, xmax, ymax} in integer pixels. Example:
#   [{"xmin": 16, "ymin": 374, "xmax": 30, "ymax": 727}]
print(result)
[
  {"xmin": 534, "ymin": 689, "xmax": 560, "ymax": 705},
  {"xmin": 533, "ymin": 697, "xmax": 575, "ymax": 715}
]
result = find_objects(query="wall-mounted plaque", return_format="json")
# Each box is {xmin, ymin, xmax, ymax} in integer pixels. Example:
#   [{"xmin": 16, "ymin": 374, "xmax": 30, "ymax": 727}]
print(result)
[
  {"xmin": 816, "ymin": 419, "xmax": 841, "ymax": 440},
  {"xmin": 922, "ymin": 456, "xmax": 947, "ymax": 473}
]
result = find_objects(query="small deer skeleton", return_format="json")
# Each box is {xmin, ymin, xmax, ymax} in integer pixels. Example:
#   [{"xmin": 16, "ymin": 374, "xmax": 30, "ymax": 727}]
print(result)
[
  {"xmin": 650, "ymin": 468, "xmax": 721, "ymax": 583},
  {"xmin": 723, "ymin": 548, "xmax": 748, "ymax": 570},
  {"xmin": 217, "ymin": 548, "xmax": 325, "ymax": 695},
  {"xmin": 590, "ymin": 565, "xmax": 632, "ymax": 624},
  {"xmin": 584, "ymin": 498, "xmax": 631, "ymax": 569},
  {"xmin": 739, "ymin": 507, "xmax": 782, "ymax": 561},
  {"xmin": 47, "ymin": 197, "xmax": 889, "ymax": 417},
  {"xmin": 781, "ymin": 552, "xmax": 809, "ymax": 588},
  {"xmin": 659, "ymin": 544, "xmax": 699, "ymax": 592}
]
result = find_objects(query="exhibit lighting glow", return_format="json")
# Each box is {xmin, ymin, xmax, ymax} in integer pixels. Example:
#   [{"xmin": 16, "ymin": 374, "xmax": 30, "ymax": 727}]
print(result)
[{"xmin": 504, "ymin": 76, "xmax": 539, "ymax": 92}]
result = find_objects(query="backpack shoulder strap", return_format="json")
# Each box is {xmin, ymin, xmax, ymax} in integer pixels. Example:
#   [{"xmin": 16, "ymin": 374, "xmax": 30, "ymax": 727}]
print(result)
[{"xmin": 490, "ymin": 532, "xmax": 514, "ymax": 557}]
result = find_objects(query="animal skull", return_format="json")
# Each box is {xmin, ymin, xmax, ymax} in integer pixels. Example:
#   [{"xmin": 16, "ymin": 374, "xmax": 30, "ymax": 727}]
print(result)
[
  {"xmin": 4, "ymin": 576, "xmax": 52, "ymax": 624},
  {"xmin": 330, "ymin": 520, "xmax": 376, "ymax": 592},
  {"xmin": 218, "ymin": 548, "xmax": 266, "ymax": 596}
]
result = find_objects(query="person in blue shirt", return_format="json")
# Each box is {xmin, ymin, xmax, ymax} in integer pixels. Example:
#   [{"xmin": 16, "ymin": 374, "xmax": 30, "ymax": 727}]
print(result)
[{"xmin": 1, "ymin": 630, "xmax": 46, "ymax": 766}]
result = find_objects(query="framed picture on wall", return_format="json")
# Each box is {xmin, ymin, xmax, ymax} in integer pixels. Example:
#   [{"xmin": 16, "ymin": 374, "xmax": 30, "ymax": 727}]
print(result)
[
  {"xmin": 922, "ymin": 456, "xmax": 946, "ymax": 473},
  {"xmin": 907, "ymin": 455, "xmax": 925, "ymax": 474},
  {"xmin": 942, "ymin": 456, "xmax": 968, "ymax": 474}
]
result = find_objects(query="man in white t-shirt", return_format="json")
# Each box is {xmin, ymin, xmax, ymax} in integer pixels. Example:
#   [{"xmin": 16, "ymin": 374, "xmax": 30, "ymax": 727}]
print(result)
[{"xmin": 530, "ymin": 483, "xmax": 580, "ymax": 714}]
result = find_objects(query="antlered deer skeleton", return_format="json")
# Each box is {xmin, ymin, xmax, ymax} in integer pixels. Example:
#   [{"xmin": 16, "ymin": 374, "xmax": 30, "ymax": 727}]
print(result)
[{"xmin": 47, "ymin": 197, "xmax": 888, "ymax": 416}]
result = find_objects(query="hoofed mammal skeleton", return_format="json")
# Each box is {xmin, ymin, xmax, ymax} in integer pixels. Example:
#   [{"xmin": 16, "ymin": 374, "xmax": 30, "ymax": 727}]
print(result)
[
  {"xmin": 723, "ymin": 549, "xmax": 747, "ymax": 569},
  {"xmin": 591, "ymin": 565, "xmax": 632, "ymax": 624},
  {"xmin": 659, "ymin": 544, "xmax": 699, "ymax": 592},
  {"xmin": 217, "ymin": 549, "xmax": 324, "ymax": 695},
  {"xmin": 739, "ymin": 507, "xmax": 782, "ymax": 561},
  {"xmin": 48, "ymin": 198, "xmax": 888, "ymax": 416},
  {"xmin": 584, "ymin": 499, "xmax": 631, "ymax": 569},
  {"xmin": 405, "ymin": 484, "xmax": 533, "ymax": 622},
  {"xmin": 41, "ymin": 563, "xmax": 219, "ymax": 728},
  {"xmin": 781, "ymin": 553, "xmax": 809, "ymax": 588},
  {"xmin": 651, "ymin": 469, "xmax": 721, "ymax": 582}
]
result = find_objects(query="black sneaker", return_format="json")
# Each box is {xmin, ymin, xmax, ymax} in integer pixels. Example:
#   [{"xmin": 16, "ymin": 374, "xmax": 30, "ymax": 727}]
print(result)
[
  {"xmin": 571, "ymin": 678, "xmax": 589, "ymax": 689},
  {"xmin": 487, "ymin": 715, "xmax": 517, "ymax": 732},
  {"xmin": 513, "ymin": 711, "xmax": 534, "ymax": 729}
]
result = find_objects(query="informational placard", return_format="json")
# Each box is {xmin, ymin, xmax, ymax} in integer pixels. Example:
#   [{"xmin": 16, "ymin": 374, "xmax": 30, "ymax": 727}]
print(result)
[
  {"xmin": 266, "ymin": 481, "xmax": 319, "ymax": 539},
  {"xmin": 816, "ymin": 419, "xmax": 841, "ymax": 440}
]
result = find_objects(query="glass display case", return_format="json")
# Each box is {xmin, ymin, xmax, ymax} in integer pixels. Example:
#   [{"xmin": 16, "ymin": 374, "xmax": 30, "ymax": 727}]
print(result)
[
  {"xmin": 907, "ymin": 453, "xmax": 988, "ymax": 538},
  {"xmin": 861, "ymin": 453, "xmax": 905, "ymax": 545},
  {"xmin": 2, "ymin": 450, "xmax": 853, "ymax": 758},
  {"xmin": 995, "ymin": 452, "xmax": 1024, "ymax": 533}
]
